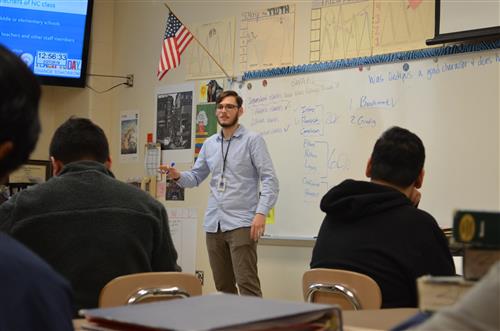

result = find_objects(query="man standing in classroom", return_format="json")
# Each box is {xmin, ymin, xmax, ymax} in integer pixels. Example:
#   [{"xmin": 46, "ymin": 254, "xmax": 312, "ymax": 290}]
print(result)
[{"xmin": 163, "ymin": 90, "xmax": 279, "ymax": 296}]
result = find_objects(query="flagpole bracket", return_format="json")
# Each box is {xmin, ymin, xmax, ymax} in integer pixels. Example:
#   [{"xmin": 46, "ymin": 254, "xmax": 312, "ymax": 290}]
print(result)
[
  {"xmin": 126, "ymin": 74, "xmax": 134, "ymax": 87},
  {"xmin": 87, "ymin": 73, "xmax": 134, "ymax": 87}
]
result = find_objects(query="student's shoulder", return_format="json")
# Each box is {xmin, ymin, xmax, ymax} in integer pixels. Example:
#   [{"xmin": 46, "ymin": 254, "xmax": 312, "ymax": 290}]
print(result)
[
  {"xmin": 112, "ymin": 179, "xmax": 165, "ymax": 210},
  {"xmin": 403, "ymin": 206, "xmax": 443, "ymax": 231},
  {"xmin": 1, "ymin": 179, "xmax": 54, "ymax": 206}
]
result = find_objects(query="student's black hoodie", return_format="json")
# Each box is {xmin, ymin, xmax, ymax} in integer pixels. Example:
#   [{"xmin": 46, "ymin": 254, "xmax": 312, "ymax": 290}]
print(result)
[{"xmin": 310, "ymin": 179, "xmax": 455, "ymax": 308}]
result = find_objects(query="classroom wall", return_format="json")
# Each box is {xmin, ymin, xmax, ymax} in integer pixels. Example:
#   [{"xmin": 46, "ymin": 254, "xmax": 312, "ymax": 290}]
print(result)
[
  {"xmin": 33, "ymin": 0, "xmax": 500, "ymax": 303},
  {"xmin": 33, "ymin": 0, "xmax": 114, "ymax": 160}
]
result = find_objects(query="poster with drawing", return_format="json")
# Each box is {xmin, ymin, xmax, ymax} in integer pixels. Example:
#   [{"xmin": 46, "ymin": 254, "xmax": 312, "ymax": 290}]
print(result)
[
  {"xmin": 240, "ymin": 4, "xmax": 295, "ymax": 71},
  {"xmin": 166, "ymin": 179, "xmax": 185, "ymax": 201},
  {"xmin": 195, "ymin": 103, "xmax": 218, "ymax": 162},
  {"xmin": 186, "ymin": 17, "xmax": 235, "ymax": 79},
  {"xmin": 199, "ymin": 79, "xmax": 224, "ymax": 103},
  {"xmin": 156, "ymin": 82, "xmax": 195, "ymax": 164},
  {"xmin": 120, "ymin": 111, "xmax": 139, "ymax": 162}
]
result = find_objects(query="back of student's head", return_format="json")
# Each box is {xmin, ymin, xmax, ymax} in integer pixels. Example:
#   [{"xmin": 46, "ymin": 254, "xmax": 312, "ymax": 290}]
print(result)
[
  {"xmin": 50, "ymin": 117, "xmax": 109, "ymax": 164},
  {"xmin": 370, "ymin": 126, "xmax": 425, "ymax": 188},
  {"xmin": 0, "ymin": 45, "xmax": 41, "ymax": 179}
]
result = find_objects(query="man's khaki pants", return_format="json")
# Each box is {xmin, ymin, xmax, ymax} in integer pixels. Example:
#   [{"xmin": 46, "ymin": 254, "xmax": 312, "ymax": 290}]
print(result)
[{"xmin": 206, "ymin": 227, "xmax": 262, "ymax": 296}]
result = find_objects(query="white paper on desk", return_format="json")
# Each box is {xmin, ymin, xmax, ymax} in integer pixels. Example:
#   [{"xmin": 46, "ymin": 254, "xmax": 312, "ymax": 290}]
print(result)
[{"xmin": 167, "ymin": 207, "xmax": 197, "ymax": 273}]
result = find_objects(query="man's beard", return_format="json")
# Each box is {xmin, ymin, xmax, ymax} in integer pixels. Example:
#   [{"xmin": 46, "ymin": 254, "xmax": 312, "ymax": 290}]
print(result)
[{"xmin": 217, "ymin": 115, "xmax": 239, "ymax": 128}]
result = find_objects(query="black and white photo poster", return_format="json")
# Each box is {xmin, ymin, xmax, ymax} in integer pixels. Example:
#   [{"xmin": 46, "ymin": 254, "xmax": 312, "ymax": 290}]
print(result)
[{"xmin": 156, "ymin": 82, "xmax": 195, "ymax": 164}]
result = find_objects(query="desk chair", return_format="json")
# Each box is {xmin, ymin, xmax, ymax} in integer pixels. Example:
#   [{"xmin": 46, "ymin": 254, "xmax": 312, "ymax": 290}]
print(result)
[
  {"xmin": 99, "ymin": 272, "xmax": 202, "ymax": 308},
  {"xmin": 303, "ymin": 269, "xmax": 382, "ymax": 310}
]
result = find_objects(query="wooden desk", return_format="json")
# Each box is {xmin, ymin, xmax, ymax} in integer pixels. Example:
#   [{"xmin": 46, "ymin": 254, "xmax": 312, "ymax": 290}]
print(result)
[{"xmin": 343, "ymin": 308, "xmax": 418, "ymax": 331}]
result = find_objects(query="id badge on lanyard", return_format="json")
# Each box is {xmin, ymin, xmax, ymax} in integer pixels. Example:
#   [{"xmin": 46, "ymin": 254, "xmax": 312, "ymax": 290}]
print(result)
[
  {"xmin": 219, "ymin": 133, "xmax": 232, "ymax": 193},
  {"xmin": 217, "ymin": 176, "xmax": 226, "ymax": 192}
]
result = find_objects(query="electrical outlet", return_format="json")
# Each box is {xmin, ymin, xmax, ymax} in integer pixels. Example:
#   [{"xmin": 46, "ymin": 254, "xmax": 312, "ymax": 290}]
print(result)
[
  {"xmin": 126, "ymin": 74, "xmax": 134, "ymax": 87},
  {"xmin": 195, "ymin": 270, "xmax": 204, "ymax": 285}
]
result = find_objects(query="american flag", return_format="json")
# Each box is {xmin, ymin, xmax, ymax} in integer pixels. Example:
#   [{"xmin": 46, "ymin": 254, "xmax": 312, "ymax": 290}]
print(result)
[{"xmin": 157, "ymin": 12, "xmax": 193, "ymax": 80}]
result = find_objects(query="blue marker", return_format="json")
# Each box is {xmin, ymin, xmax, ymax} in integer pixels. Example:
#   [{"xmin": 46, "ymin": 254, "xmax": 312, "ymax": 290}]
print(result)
[{"xmin": 164, "ymin": 162, "xmax": 175, "ymax": 175}]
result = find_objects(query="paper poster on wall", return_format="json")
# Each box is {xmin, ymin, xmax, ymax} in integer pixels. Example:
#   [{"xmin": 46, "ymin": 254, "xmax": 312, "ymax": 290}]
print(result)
[
  {"xmin": 156, "ymin": 83, "xmax": 195, "ymax": 164},
  {"xmin": 119, "ymin": 111, "xmax": 139, "ymax": 163},
  {"xmin": 186, "ymin": 17, "xmax": 235, "ymax": 79},
  {"xmin": 156, "ymin": 180, "xmax": 166, "ymax": 199},
  {"xmin": 166, "ymin": 179, "xmax": 185, "ymax": 201},
  {"xmin": 195, "ymin": 103, "xmax": 218, "ymax": 161},
  {"xmin": 240, "ymin": 4, "xmax": 295, "ymax": 71},
  {"xmin": 199, "ymin": 79, "xmax": 224, "ymax": 103},
  {"xmin": 309, "ymin": 0, "xmax": 434, "ymax": 63},
  {"xmin": 167, "ymin": 207, "xmax": 198, "ymax": 273},
  {"xmin": 266, "ymin": 208, "xmax": 275, "ymax": 225},
  {"xmin": 144, "ymin": 143, "xmax": 161, "ymax": 180}
]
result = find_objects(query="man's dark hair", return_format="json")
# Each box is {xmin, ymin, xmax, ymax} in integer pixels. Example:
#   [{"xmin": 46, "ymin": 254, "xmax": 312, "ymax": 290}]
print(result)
[
  {"xmin": 49, "ymin": 117, "xmax": 109, "ymax": 164},
  {"xmin": 0, "ymin": 45, "xmax": 41, "ymax": 179},
  {"xmin": 216, "ymin": 90, "xmax": 243, "ymax": 108},
  {"xmin": 370, "ymin": 126, "xmax": 425, "ymax": 188}
]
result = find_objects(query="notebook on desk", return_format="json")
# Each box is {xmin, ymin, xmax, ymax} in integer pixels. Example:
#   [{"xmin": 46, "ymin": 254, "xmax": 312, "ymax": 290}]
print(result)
[{"xmin": 79, "ymin": 293, "xmax": 342, "ymax": 331}]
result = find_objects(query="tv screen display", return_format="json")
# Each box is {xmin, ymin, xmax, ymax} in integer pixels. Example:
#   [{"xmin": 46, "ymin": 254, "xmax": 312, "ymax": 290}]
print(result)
[
  {"xmin": 427, "ymin": 0, "xmax": 500, "ymax": 45},
  {"xmin": 0, "ymin": 0, "xmax": 93, "ymax": 87}
]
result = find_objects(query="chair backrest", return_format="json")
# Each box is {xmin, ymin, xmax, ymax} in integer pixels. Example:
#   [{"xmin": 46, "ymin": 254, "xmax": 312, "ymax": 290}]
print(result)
[
  {"xmin": 99, "ymin": 272, "xmax": 202, "ymax": 308},
  {"xmin": 303, "ymin": 268, "xmax": 382, "ymax": 310}
]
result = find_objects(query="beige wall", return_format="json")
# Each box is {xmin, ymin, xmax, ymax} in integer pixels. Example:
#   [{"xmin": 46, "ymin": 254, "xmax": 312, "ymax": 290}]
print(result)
[
  {"xmin": 34, "ymin": 0, "xmax": 114, "ymax": 160},
  {"xmin": 34, "ymin": 0, "xmax": 500, "ymax": 303}
]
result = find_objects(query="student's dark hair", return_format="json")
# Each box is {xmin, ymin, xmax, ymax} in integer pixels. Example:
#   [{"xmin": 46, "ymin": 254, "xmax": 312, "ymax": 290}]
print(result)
[
  {"xmin": 0, "ymin": 45, "xmax": 41, "ymax": 178},
  {"xmin": 216, "ymin": 90, "xmax": 243, "ymax": 108},
  {"xmin": 50, "ymin": 117, "xmax": 109, "ymax": 164},
  {"xmin": 370, "ymin": 126, "xmax": 425, "ymax": 188}
]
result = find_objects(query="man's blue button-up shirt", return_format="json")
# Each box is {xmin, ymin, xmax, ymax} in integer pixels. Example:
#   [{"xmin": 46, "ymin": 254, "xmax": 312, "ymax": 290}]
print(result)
[{"xmin": 176, "ymin": 125, "xmax": 279, "ymax": 233}]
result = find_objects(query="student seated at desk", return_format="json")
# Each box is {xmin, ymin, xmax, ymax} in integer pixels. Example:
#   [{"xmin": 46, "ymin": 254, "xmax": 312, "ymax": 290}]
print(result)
[
  {"xmin": 310, "ymin": 126, "xmax": 455, "ymax": 308},
  {"xmin": 0, "ymin": 117, "xmax": 180, "ymax": 315},
  {"xmin": 0, "ymin": 45, "xmax": 73, "ymax": 331}
]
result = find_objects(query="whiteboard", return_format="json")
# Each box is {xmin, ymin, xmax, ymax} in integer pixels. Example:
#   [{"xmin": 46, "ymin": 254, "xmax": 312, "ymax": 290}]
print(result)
[{"xmin": 236, "ymin": 49, "xmax": 500, "ymax": 239}]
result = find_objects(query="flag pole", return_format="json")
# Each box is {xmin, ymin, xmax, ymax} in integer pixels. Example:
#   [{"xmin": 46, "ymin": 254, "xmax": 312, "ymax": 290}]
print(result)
[{"xmin": 163, "ymin": 3, "xmax": 233, "ymax": 81}]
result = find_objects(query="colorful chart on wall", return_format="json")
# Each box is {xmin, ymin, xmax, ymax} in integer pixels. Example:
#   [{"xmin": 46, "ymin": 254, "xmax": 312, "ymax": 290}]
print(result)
[{"xmin": 195, "ymin": 103, "xmax": 218, "ymax": 162}]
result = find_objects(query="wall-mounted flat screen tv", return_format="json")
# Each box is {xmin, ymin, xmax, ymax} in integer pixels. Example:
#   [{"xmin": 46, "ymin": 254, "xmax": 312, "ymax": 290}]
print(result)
[
  {"xmin": 0, "ymin": 0, "xmax": 93, "ymax": 87},
  {"xmin": 427, "ymin": 0, "xmax": 500, "ymax": 45}
]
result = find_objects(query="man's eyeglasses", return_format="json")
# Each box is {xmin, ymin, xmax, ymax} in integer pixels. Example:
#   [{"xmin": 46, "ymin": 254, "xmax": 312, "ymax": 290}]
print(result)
[{"xmin": 216, "ymin": 103, "xmax": 239, "ymax": 111}]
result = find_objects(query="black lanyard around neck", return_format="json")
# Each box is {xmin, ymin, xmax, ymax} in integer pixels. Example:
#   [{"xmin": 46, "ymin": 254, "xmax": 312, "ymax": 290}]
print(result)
[{"xmin": 221, "ymin": 130, "xmax": 233, "ymax": 177}]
